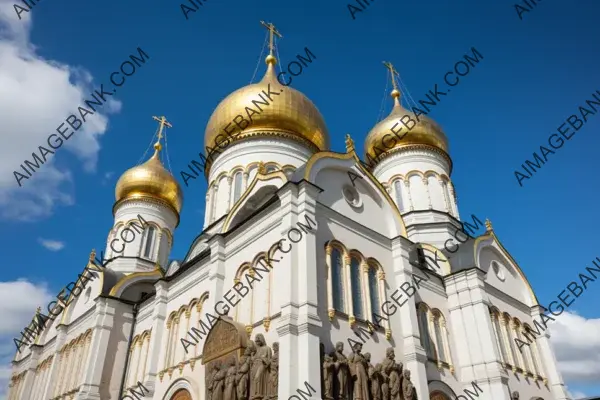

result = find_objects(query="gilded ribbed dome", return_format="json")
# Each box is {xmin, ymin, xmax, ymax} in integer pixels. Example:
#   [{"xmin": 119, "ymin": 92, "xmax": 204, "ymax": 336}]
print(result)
[
  {"xmin": 364, "ymin": 89, "xmax": 449, "ymax": 165},
  {"xmin": 204, "ymin": 55, "xmax": 329, "ymax": 161},
  {"xmin": 115, "ymin": 148, "xmax": 183, "ymax": 214}
]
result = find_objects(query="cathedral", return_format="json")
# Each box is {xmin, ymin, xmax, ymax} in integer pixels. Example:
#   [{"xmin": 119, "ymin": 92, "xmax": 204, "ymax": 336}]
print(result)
[{"xmin": 8, "ymin": 22, "xmax": 571, "ymax": 400}]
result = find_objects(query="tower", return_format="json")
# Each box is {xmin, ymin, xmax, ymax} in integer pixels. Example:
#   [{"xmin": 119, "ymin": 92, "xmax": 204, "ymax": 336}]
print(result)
[
  {"xmin": 108, "ymin": 116, "xmax": 183, "ymax": 274},
  {"xmin": 200, "ymin": 22, "xmax": 330, "ymax": 228},
  {"xmin": 364, "ymin": 63, "xmax": 459, "ymax": 247}
]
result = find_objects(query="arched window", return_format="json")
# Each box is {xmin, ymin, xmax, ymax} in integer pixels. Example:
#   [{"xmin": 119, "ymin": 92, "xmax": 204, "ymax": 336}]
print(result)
[
  {"xmin": 418, "ymin": 306, "xmax": 435, "ymax": 358},
  {"xmin": 143, "ymin": 226, "xmax": 155, "ymax": 259},
  {"xmin": 434, "ymin": 314, "xmax": 447, "ymax": 362},
  {"xmin": 503, "ymin": 315, "xmax": 519, "ymax": 367},
  {"xmin": 393, "ymin": 180, "xmax": 405, "ymax": 212},
  {"xmin": 233, "ymin": 171, "xmax": 243, "ymax": 202},
  {"xmin": 492, "ymin": 311, "xmax": 508, "ymax": 363},
  {"xmin": 350, "ymin": 257, "xmax": 364, "ymax": 319},
  {"xmin": 331, "ymin": 248, "xmax": 346, "ymax": 312},
  {"xmin": 368, "ymin": 267, "xmax": 380, "ymax": 322}
]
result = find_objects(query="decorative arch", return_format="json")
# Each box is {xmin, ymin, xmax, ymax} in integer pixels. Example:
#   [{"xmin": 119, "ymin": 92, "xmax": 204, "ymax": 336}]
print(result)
[
  {"xmin": 303, "ymin": 139, "xmax": 407, "ymax": 238},
  {"xmin": 415, "ymin": 243, "xmax": 452, "ymax": 275},
  {"xmin": 473, "ymin": 231, "xmax": 538, "ymax": 305},
  {"xmin": 109, "ymin": 269, "xmax": 163, "ymax": 297},
  {"xmin": 221, "ymin": 168, "xmax": 287, "ymax": 232},
  {"xmin": 416, "ymin": 303, "xmax": 453, "ymax": 372},
  {"xmin": 427, "ymin": 380, "xmax": 458, "ymax": 400},
  {"xmin": 162, "ymin": 379, "xmax": 198, "ymax": 400}
]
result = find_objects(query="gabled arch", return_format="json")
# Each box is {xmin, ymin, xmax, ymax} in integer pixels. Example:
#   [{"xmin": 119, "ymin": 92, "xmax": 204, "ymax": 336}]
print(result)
[
  {"xmin": 109, "ymin": 269, "xmax": 163, "ymax": 297},
  {"xmin": 303, "ymin": 145, "xmax": 407, "ymax": 237}
]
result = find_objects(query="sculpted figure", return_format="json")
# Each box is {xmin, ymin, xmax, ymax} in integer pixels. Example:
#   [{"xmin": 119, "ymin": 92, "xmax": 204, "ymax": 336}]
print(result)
[
  {"xmin": 268, "ymin": 342, "xmax": 279, "ymax": 400},
  {"xmin": 333, "ymin": 342, "xmax": 350, "ymax": 400},
  {"xmin": 511, "ymin": 392, "xmax": 519, "ymax": 400},
  {"xmin": 213, "ymin": 362, "xmax": 227, "ymax": 400},
  {"xmin": 250, "ymin": 334, "xmax": 272, "ymax": 400},
  {"xmin": 387, "ymin": 363, "xmax": 400, "ymax": 400},
  {"xmin": 401, "ymin": 370, "xmax": 416, "ymax": 400},
  {"xmin": 371, "ymin": 364, "xmax": 383, "ymax": 400},
  {"xmin": 349, "ymin": 343, "xmax": 370, "ymax": 400},
  {"xmin": 237, "ymin": 347, "xmax": 252, "ymax": 400},
  {"xmin": 322, "ymin": 354, "xmax": 335, "ymax": 400},
  {"xmin": 224, "ymin": 358, "xmax": 238, "ymax": 400},
  {"xmin": 208, "ymin": 363, "xmax": 220, "ymax": 400}
]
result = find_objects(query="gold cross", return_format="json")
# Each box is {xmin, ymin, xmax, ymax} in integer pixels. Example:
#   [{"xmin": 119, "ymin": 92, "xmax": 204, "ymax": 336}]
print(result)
[
  {"xmin": 260, "ymin": 21, "xmax": 282, "ymax": 56},
  {"xmin": 383, "ymin": 61, "xmax": 400, "ymax": 91},
  {"xmin": 152, "ymin": 115, "xmax": 172, "ymax": 152}
]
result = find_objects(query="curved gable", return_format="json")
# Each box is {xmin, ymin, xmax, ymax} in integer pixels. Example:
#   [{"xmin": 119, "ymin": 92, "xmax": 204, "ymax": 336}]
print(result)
[
  {"xmin": 474, "ymin": 231, "xmax": 538, "ymax": 306},
  {"xmin": 303, "ymin": 142, "xmax": 407, "ymax": 238}
]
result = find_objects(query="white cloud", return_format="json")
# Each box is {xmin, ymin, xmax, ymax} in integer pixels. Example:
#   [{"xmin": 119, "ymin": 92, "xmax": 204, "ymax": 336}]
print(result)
[
  {"xmin": 0, "ymin": 0, "xmax": 121, "ymax": 221},
  {"xmin": 549, "ymin": 311, "xmax": 600, "ymax": 383},
  {"xmin": 37, "ymin": 238, "xmax": 65, "ymax": 251},
  {"xmin": 0, "ymin": 280, "xmax": 53, "ymax": 399}
]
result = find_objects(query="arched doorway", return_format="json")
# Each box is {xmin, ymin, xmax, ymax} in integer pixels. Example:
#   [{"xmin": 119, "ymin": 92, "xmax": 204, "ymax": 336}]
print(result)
[
  {"xmin": 430, "ymin": 390, "xmax": 451, "ymax": 400},
  {"xmin": 171, "ymin": 388, "xmax": 192, "ymax": 400}
]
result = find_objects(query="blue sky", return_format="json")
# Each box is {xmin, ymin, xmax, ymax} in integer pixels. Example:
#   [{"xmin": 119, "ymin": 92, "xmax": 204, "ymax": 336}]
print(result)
[{"xmin": 0, "ymin": 0, "xmax": 599, "ymax": 397}]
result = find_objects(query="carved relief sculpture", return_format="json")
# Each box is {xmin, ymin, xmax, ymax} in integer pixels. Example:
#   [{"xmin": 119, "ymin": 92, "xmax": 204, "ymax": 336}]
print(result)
[
  {"xmin": 322, "ymin": 354, "xmax": 335, "ymax": 400},
  {"xmin": 371, "ymin": 364, "xmax": 383, "ymax": 400},
  {"xmin": 349, "ymin": 343, "xmax": 370, "ymax": 400},
  {"xmin": 333, "ymin": 342, "xmax": 350, "ymax": 400},
  {"xmin": 250, "ymin": 334, "xmax": 272, "ymax": 400},
  {"xmin": 225, "ymin": 358, "xmax": 238, "ymax": 400},
  {"xmin": 213, "ymin": 362, "xmax": 227, "ymax": 400},
  {"xmin": 401, "ymin": 370, "xmax": 416, "ymax": 400},
  {"xmin": 268, "ymin": 342, "xmax": 279, "ymax": 400},
  {"xmin": 208, "ymin": 363, "xmax": 220, "ymax": 400},
  {"xmin": 237, "ymin": 347, "xmax": 252, "ymax": 400}
]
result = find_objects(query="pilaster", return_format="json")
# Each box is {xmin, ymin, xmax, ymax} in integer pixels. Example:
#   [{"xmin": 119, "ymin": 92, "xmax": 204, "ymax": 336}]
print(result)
[
  {"xmin": 531, "ymin": 306, "xmax": 569, "ymax": 400},
  {"xmin": 445, "ymin": 269, "xmax": 507, "ymax": 400},
  {"xmin": 391, "ymin": 238, "xmax": 428, "ymax": 400},
  {"xmin": 19, "ymin": 345, "xmax": 41, "ymax": 399},
  {"xmin": 42, "ymin": 324, "xmax": 68, "ymax": 399},
  {"xmin": 76, "ymin": 297, "xmax": 123, "ymax": 400},
  {"xmin": 143, "ymin": 281, "xmax": 169, "ymax": 394}
]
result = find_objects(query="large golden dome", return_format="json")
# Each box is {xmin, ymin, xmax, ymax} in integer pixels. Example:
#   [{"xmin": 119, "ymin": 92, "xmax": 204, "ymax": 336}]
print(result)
[
  {"xmin": 364, "ymin": 89, "xmax": 449, "ymax": 165},
  {"xmin": 115, "ymin": 145, "xmax": 183, "ymax": 215},
  {"xmin": 203, "ymin": 55, "xmax": 329, "ymax": 170}
]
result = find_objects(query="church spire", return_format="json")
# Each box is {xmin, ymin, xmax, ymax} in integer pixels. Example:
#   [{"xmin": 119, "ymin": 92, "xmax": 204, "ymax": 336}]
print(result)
[
  {"xmin": 383, "ymin": 61, "xmax": 402, "ymax": 108},
  {"xmin": 150, "ymin": 115, "xmax": 172, "ymax": 159}
]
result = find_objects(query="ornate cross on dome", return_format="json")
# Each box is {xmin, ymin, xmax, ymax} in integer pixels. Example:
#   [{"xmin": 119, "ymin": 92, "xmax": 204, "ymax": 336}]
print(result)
[
  {"xmin": 152, "ymin": 115, "xmax": 172, "ymax": 152},
  {"xmin": 383, "ymin": 61, "xmax": 400, "ymax": 92},
  {"xmin": 260, "ymin": 21, "xmax": 282, "ymax": 56}
]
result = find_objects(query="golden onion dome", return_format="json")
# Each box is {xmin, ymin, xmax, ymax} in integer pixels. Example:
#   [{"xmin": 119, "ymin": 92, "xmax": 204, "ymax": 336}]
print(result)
[
  {"xmin": 203, "ymin": 55, "xmax": 329, "ymax": 173},
  {"xmin": 364, "ymin": 88, "xmax": 449, "ymax": 166},
  {"xmin": 115, "ymin": 143, "xmax": 183, "ymax": 216}
]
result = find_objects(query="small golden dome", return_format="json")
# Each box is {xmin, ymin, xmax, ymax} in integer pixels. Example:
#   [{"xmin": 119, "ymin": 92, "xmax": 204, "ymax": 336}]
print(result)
[
  {"xmin": 364, "ymin": 91, "xmax": 449, "ymax": 164},
  {"xmin": 115, "ymin": 148, "xmax": 183, "ymax": 214},
  {"xmin": 203, "ymin": 55, "xmax": 329, "ymax": 165}
]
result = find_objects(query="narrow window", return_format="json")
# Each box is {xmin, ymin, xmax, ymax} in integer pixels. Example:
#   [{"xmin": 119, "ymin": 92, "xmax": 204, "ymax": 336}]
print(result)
[
  {"xmin": 394, "ymin": 180, "xmax": 405, "ymax": 212},
  {"xmin": 350, "ymin": 257, "xmax": 364, "ymax": 319},
  {"xmin": 143, "ymin": 226, "xmax": 155, "ymax": 259},
  {"xmin": 331, "ymin": 248, "xmax": 346, "ymax": 312},
  {"xmin": 368, "ymin": 267, "xmax": 380, "ymax": 323},
  {"xmin": 233, "ymin": 172, "xmax": 243, "ymax": 202}
]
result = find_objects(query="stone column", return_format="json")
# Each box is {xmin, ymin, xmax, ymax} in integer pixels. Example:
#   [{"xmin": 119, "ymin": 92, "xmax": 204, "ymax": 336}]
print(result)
[
  {"xmin": 445, "ymin": 269, "xmax": 508, "ymax": 400},
  {"xmin": 423, "ymin": 177, "xmax": 433, "ymax": 209},
  {"xmin": 211, "ymin": 185, "xmax": 219, "ymax": 223},
  {"xmin": 226, "ymin": 176, "xmax": 233, "ymax": 212},
  {"xmin": 404, "ymin": 180, "xmax": 414, "ymax": 211},
  {"xmin": 390, "ymin": 238, "xmax": 428, "ymax": 400},
  {"xmin": 531, "ymin": 306, "xmax": 569, "ymax": 400}
]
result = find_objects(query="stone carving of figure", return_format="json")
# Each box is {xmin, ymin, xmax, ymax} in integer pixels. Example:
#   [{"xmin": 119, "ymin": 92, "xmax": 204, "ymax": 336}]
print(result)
[
  {"xmin": 237, "ymin": 347, "xmax": 253, "ymax": 400},
  {"xmin": 333, "ymin": 342, "xmax": 350, "ymax": 400},
  {"xmin": 371, "ymin": 364, "xmax": 383, "ymax": 400},
  {"xmin": 213, "ymin": 362, "xmax": 227, "ymax": 400},
  {"xmin": 382, "ymin": 349, "xmax": 399, "ymax": 400},
  {"xmin": 322, "ymin": 354, "xmax": 335, "ymax": 400},
  {"xmin": 511, "ymin": 392, "xmax": 519, "ymax": 400},
  {"xmin": 349, "ymin": 342, "xmax": 370, "ymax": 400},
  {"xmin": 268, "ymin": 342, "xmax": 279, "ymax": 400},
  {"xmin": 250, "ymin": 334, "xmax": 272, "ymax": 400},
  {"xmin": 224, "ymin": 358, "xmax": 238, "ymax": 400},
  {"xmin": 208, "ymin": 363, "xmax": 220, "ymax": 400},
  {"xmin": 401, "ymin": 370, "xmax": 416, "ymax": 400}
]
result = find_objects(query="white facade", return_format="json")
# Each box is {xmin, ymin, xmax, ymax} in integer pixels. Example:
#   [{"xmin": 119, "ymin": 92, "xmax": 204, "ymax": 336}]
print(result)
[{"xmin": 7, "ymin": 66, "xmax": 570, "ymax": 400}]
